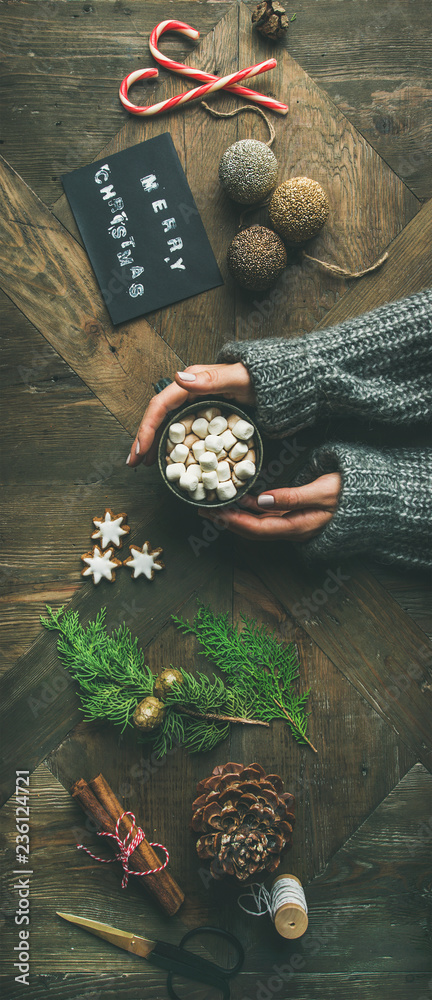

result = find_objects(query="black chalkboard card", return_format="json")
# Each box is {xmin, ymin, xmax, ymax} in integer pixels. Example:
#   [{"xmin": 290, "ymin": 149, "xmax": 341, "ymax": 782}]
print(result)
[{"xmin": 61, "ymin": 133, "xmax": 223, "ymax": 325}]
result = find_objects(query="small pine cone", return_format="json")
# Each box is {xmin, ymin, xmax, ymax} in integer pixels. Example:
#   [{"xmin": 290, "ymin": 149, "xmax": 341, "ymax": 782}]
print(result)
[
  {"xmin": 251, "ymin": 2, "xmax": 290, "ymax": 41},
  {"xmin": 191, "ymin": 762, "xmax": 295, "ymax": 881}
]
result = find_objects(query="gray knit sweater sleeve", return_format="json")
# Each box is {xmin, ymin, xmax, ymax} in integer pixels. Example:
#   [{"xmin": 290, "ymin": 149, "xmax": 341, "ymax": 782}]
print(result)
[
  {"xmin": 293, "ymin": 443, "xmax": 432, "ymax": 570},
  {"xmin": 216, "ymin": 290, "xmax": 432, "ymax": 569},
  {"xmin": 217, "ymin": 289, "xmax": 432, "ymax": 436}
]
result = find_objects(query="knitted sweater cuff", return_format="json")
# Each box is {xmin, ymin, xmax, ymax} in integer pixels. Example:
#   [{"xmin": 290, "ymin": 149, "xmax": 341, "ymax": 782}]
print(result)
[
  {"xmin": 293, "ymin": 443, "xmax": 432, "ymax": 571},
  {"xmin": 217, "ymin": 337, "xmax": 320, "ymax": 437}
]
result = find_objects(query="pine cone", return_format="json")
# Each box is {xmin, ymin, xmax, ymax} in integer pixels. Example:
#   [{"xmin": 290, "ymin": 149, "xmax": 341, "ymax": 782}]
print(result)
[
  {"xmin": 251, "ymin": 2, "xmax": 290, "ymax": 41},
  {"xmin": 191, "ymin": 762, "xmax": 295, "ymax": 881}
]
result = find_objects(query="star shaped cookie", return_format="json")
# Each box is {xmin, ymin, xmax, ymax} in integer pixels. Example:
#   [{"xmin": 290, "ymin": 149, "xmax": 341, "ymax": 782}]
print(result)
[
  {"xmin": 81, "ymin": 545, "xmax": 122, "ymax": 584},
  {"xmin": 91, "ymin": 509, "xmax": 130, "ymax": 549},
  {"xmin": 123, "ymin": 542, "xmax": 164, "ymax": 581}
]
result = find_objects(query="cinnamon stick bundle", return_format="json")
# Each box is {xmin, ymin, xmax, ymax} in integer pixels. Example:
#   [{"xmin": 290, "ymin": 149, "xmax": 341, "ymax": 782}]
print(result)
[{"xmin": 71, "ymin": 774, "xmax": 184, "ymax": 916}]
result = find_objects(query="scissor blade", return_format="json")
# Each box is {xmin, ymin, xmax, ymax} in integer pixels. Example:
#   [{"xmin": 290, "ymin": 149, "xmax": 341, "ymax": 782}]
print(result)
[{"xmin": 56, "ymin": 912, "xmax": 156, "ymax": 958}]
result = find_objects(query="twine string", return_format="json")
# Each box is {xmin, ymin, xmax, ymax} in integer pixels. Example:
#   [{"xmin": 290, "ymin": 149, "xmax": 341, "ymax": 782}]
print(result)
[
  {"xmin": 201, "ymin": 101, "xmax": 276, "ymax": 146},
  {"xmin": 238, "ymin": 877, "xmax": 308, "ymax": 922},
  {"xmin": 302, "ymin": 249, "xmax": 389, "ymax": 279},
  {"xmin": 77, "ymin": 810, "xmax": 169, "ymax": 889}
]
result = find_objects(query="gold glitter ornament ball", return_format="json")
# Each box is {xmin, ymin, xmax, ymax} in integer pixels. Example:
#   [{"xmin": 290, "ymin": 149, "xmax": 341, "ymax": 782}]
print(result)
[
  {"xmin": 269, "ymin": 177, "xmax": 329, "ymax": 244},
  {"xmin": 227, "ymin": 225, "xmax": 287, "ymax": 290},
  {"xmin": 219, "ymin": 139, "xmax": 278, "ymax": 205}
]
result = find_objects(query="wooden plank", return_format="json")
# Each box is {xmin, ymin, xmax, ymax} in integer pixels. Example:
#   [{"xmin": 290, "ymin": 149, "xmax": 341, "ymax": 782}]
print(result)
[
  {"xmin": 0, "ymin": 156, "xmax": 183, "ymax": 437},
  {"xmin": 239, "ymin": 543, "xmax": 432, "ymax": 768},
  {"xmin": 51, "ymin": 2, "xmax": 421, "ymax": 355},
  {"xmin": 0, "ymin": 499, "xmax": 228, "ymax": 807},
  {"xmin": 315, "ymin": 196, "xmax": 432, "ymax": 329},
  {"xmin": 1, "ymin": 762, "xmax": 429, "ymax": 989}
]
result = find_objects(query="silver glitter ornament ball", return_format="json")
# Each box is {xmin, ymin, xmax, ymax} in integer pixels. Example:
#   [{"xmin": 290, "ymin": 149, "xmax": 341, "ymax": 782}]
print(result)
[{"xmin": 219, "ymin": 139, "xmax": 278, "ymax": 205}]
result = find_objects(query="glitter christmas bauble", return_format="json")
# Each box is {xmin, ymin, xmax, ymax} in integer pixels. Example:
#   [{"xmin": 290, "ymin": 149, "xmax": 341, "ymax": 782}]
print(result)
[
  {"xmin": 269, "ymin": 177, "xmax": 329, "ymax": 243},
  {"xmin": 219, "ymin": 139, "xmax": 278, "ymax": 205},
  {"xmin": 227, "ymin": 225, "xmax": 287, "ymax": 290}
]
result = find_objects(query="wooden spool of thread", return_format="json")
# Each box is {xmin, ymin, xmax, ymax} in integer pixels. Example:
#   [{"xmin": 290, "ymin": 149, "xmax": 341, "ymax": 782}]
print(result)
[{"xmin": 238, "ymin": 874, "xmax": 308, "ymax": 940}]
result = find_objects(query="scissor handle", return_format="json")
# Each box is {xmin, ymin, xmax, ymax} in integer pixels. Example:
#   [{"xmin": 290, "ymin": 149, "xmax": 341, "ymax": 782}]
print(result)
[{"xmin": 166, "ymin": 926, "xmax": 244, "ymax": 1000}]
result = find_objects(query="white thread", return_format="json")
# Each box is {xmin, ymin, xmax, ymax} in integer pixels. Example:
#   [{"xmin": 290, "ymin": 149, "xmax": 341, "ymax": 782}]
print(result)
[{"xmin": 238, "ymin": 877, "xmax": 308, "ymax": 923}]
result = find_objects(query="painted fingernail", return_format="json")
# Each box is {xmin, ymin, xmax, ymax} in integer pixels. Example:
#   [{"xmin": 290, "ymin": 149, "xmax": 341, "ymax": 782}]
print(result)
[
  {"xmin": 126, "ymin": 455, "xmax": 131, "ymax": 465},
  {"xmin": 257, "ymin": 494, "xmax": 274, "ymax": 508},
  {"xmin": 177, "ymin": 371, "xmax": 196, "ymax": 381},
  {"xmin": 135, "ymin": 441, "xmax": 140, "ymax": 455}
]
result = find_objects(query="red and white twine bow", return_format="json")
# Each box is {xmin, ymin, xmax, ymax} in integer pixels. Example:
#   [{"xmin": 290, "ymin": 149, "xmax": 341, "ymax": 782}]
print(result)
[{"xmin": 77, "ymin": 811, "xmax": 169, "ymax": 889}]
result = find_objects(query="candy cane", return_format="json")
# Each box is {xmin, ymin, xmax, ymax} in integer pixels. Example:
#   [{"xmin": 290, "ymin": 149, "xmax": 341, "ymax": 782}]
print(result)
[
  {"xmin": 120, "ymin": 59, "xmax": 279, "ymax": 117},
  {"xmin": 149, "ymin": 20, "xmax": 288, "ymax": 115}
]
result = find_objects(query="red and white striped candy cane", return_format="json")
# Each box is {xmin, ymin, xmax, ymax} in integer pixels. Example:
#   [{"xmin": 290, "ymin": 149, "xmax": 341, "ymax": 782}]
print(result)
[
  {"xmin": 120, "ymin": 59, "xmax": 279, "ymax": 117},
  {"xmin": 148, "ymin": 19, "xmax": 288, "ymax": 115}
]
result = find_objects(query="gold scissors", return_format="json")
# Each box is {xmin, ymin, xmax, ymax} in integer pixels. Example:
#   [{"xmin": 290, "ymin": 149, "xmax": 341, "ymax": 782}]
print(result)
[{"xmin": 57, "ymin": 912, "xmax": 244, "ymax": 999}]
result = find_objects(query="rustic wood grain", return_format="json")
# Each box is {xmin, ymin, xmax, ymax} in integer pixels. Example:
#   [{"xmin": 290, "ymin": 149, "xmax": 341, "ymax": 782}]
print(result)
[
  {"xmin": 0, "ymin": 156, "xmax": 183, "ymax": 437},
  {"xmin": 0, "ymin": 499, "xmax": 228, "ymax": 807},
  {"xmin": 239, "ymin": 544, "xmax": 432, "ymax": 768},
  {"xmin": 1, "ymin": 761, "xmax": 429, "ymax": 993}
]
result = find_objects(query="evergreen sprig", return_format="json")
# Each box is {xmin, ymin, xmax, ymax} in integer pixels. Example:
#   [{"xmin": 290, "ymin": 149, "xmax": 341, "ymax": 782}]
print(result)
[
  {"xmin": 172, "ymin": 604, "xmax": 313, "ymax": 748},
  {"xmin": 41, "ymin": 602, "xmax": 314, "ymax": 755}
]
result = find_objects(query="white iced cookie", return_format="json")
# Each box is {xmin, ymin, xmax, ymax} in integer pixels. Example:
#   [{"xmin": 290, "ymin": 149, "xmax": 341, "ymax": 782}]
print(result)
[
  {"xmin": 208, "ymin": 415, "xmax": 228, "ymax": 435},
  {"xmin": 91, "ymin": 509, "xmax": 130, "ymax": 549},
  {"xmin": 179, "ymin": 471, "xmax": 199, "ymax": 492},
  {"xmin": 192, "ymin": 439, "xmax": 206, "ymax": 461},
  {"xmin": 81, "ymin": 545, "xmax": 122, "ymax": 585},
  {"xmin": 191, "ymin": 417, "xmax": 209, "ymax": 439},
  {"xmin": 124, "ymin": 541, "xmax": 164, "ymax": 581},
  {"xmin": 166, "ymin": 462, "xmax": 186, "ymax": 481},
  {"xmin": 202, "ymin": 470, "xmax": 219, "ymax": 490},
  {"xmin": 205, "ymin": 434, "xmax": 224, "ymax": 454},
  {"xmin": 217, "ymin": 461, "xmax": 231, "ymax": 482},
  {"xmin": 216, "ymin": 480, "xmax": 237, "ymax": 501},
  {"xmin": 170, "ymin": 443, "xmax": 189, "ymax": 463},
  {"xmin": 234, "ymin": 459, "xmax": 256, "ymax": 481},
  {"xmin": 221, "ymin": 429, "xmax": 237, "ymax": 452},
  {"xmin": 230, "ymin": 440, "xmax": 248, "ymax": 461},
  {"xmin": 231, "ymin": 418, "xmax": 255, "ymax": 441},
  {"xmin": 169, "ymin": 422, "xmax": 186, "ymax": 444},
  {"xmin": 200, "ymin": 451, "xmax": 218, "ymax": 472}
]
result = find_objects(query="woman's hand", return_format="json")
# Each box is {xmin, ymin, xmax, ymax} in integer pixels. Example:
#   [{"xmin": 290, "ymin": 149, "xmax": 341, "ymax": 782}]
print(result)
[
  {"xmin": 127, "ymin": 363, "xmax": 254, "ymax": 467},
  {"xmin": 199, "ymin": 473, "xmax": 342, "ymax": 542}
]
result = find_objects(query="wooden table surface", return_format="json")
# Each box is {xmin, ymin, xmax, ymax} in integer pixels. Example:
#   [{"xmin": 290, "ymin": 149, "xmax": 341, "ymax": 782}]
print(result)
[{"xmin": 1, "ymin": 2, "xmax": 431, "ymax": 998}]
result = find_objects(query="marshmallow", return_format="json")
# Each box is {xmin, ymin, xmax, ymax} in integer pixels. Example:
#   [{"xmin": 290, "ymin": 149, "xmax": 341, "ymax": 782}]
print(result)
[
  {"xmin": 191, "ymin": 417, "xmax": 209, "ymax": 439},
  {"xmin": 170, "ymin": 443, "xmax": 189, "ymax": 463},
  {"xmin": 166, "ymin": 439, "xmax": 175, "ymax": 455},
  {"xmin": 234, "ymin": 459, "xmax": 256, "ymax": 481},
  {"xmin": 179, "ymin": 471, "xmax": 199, "ymax": 492},
  {"xmin": 227, "ymin": 414, "xmax": 240, "ymax": 429},
  {"xmin": 202, "ymin": 470, "xmax": 219, "ymax": 490},
  {"xmin": 199, "ymin": 451, "xmax": 218, "ymax": 472},
  {"xmin": 166, "ymin": 462, "xmax": 186, "ymax": 481},
  {"xmin": 192, "ymin": 439, "xmax": 206, "ymax": 461},
  {"xmin": 217, "ymin": 461, "xmax": 231, "ymax": 482},
  {"xmin": 182, "ymin": 416, "xmax": 195, "ymax": 433},
  {"xmin": 185, "ymin": 453, "xmax": 197, "ymax": 467},
  {"xmin": 190, "ymin": 482, "xmax": 206, "ymax": 501},
  {"xmin": 197, "ymin": 407, "xmax": 221, "ymax": 421},
  {"xmin": 245, "ymin": 449, "xmax": 256, "ymax": 463},
  {"xmin": 205, "ymin": 434, "xmax": 224, "ymax": 454},
  {"xmin": 231, "ymin": 472, "xmax": 244, "ymax": 488},
  {"xmin": 208, "ymin": 415, "xmax": 228, "ymax": 435},
  {"xmin": 217, "ymin": 480, "xmax": 237, "ymax": 501},
  {"xmin": 169, "ymin": 422, "xmax": 186, "ymax": 444},
  {"xmin": 230, "ymin": 440, "xmax": 248, "ymax": 461},
  {"xmin": 221, "ymin": 429, "xmax": 237, "ymax": 452},
  {"xmin": 231, "ymin": 418, "xmax": 255, "ymax": 441},
  {"xmin": 186, "ymin": 463, "xmax": 202, "ymax": 481},
  {"xmin": 184, "ymin": 433, "xmax": 199, "ymax": 449}
]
